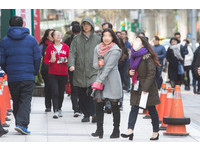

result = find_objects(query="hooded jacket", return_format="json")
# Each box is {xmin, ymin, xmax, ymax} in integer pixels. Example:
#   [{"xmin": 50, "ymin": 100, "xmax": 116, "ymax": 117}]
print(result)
[
  {"xmin": 68, "ymin": 17, "xmax": 101, "ymax": 87},
  {"xmin": 0, "ymin": 27, "xmax": 41, "ymax": 82},
  {"xmin": 44, "ymin": 43, "xmax": 70, "ymax": 75}
]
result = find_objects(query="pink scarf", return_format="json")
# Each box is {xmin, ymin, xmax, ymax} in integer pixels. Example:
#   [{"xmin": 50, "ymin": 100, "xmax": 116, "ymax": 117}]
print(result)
[{"xmin": 98, "ymin": 42, "xmax": 116, "ymax": 57}]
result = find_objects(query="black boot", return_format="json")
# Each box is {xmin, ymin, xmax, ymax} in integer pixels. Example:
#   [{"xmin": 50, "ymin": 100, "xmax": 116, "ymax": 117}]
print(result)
[
  {"xmin": 0, "ymin": 125, "xmax": 8, "ymax": 137},
  {"xmin": 110, "ymin": 101, "xmax": 120, "ymax": 139},
  {"xmin": 91, "ymin": 102, "xmax": 104, "ymax": 139}
]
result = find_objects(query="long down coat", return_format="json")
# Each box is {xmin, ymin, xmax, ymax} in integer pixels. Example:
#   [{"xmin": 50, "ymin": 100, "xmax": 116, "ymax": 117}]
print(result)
[{"xmin": 129, "ymin": 53, "xmax": 160, "ymax": 107}]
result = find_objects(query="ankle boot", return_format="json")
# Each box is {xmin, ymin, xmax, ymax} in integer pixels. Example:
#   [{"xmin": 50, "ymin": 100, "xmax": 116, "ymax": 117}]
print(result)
[
  {"xmin": 110, "ymin": 101, "xmax": 120, "ymax": 139},
  {"xmin": 91, "ymin": 102, "xmax": 104, "ymax": 139}
]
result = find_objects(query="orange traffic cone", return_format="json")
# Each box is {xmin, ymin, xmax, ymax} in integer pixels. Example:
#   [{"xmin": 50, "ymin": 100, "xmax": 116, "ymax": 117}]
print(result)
[
  {"xmin": 157, "ymin": 83, "xmax": 167, "ymax": 123},
  {"xmin": 2, "ymin": 75, "xmax": 11, "ymax": 122},
  {"xmin": 155, "ymin": 105, "xmax": 159, "ymax": 112},
  {"xmin": 163, "ymin": 85, "xmax": 190, "ymax": 136},
  {"xmin": 159, "ymin": 87, "xmax": 173, "ymax": 130},
  {"xmin": 0, "ymin": 78, "xmax": 9, "ymax": 127},
  {"xmin": 4, "ymin": 75, "xmax": 12, "ymax": 112}
]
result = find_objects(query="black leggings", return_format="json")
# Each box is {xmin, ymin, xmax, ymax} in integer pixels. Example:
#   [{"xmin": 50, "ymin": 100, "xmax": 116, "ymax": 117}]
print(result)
[{"xmin": 184, "ymin": 66, "xmax": 191, "ymax": 88}]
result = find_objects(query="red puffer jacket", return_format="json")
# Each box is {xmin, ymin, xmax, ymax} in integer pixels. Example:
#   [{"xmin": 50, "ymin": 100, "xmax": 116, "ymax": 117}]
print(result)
[{"xmin": 44, "ymin": 43, "xmax": 70, "ymax": 75}]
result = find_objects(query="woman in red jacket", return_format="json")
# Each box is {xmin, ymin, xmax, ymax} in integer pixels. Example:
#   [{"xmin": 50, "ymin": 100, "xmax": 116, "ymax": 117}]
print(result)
[{"xmin": 44, "ymin": 30, "xmax": 70, "ymax": 119}]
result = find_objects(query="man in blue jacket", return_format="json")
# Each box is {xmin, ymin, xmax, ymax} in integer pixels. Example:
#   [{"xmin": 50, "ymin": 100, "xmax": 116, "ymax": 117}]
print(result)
[
  {"xmin": 152, "ymin": 36, "xmax": 166, "ymax": 89},
  {"xmin": 0, "ymin": 16, "xmax": 41, "ymax": 135}
]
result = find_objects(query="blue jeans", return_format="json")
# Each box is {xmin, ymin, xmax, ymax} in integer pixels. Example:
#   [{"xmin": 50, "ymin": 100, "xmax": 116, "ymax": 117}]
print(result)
[{"xmin": 128, "ymin": 105, "xmax": 159, "ymax": 132}]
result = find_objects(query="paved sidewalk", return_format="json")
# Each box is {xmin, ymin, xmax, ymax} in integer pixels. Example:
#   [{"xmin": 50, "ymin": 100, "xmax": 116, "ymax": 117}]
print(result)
[{"xmin": 0, "ymin": 89, "xmax": 200, "ymax": 142}]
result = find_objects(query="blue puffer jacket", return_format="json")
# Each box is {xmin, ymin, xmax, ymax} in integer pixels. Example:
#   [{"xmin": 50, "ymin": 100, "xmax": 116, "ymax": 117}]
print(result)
[{"xmin": 0, "ymin": 27, "xmax": 41, "ymax": 82}]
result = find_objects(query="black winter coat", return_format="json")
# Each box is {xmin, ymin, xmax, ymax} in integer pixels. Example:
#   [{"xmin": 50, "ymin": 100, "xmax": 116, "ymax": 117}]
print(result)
[
  {"xmin": 192, "ymin": 46, "xmax": 200, "ymax": 79},
  {"xmin": 166, "ymin": 48, "xmax": 183, "ymax": 81}
]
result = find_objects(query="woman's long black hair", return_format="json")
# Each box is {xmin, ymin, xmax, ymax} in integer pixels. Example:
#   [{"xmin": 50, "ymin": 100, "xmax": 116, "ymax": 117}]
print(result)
[
  {"xmin": 137, "ymin": 36, "xmax": 161, "ymax": 66},
  {"xmin": 101, "ymin": 28, "xmax": 121, "ymax": 49},
  {"xmin": 39, "ymin": 29, "xmax": 55, "ymax": 45},
  {"xmin": 119, "ymin": 38, "xmax": 129, "ymax": 61}
]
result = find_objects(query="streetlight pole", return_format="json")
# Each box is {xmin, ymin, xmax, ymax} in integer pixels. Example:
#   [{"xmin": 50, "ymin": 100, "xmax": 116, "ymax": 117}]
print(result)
[
  {"xmin": 191, "ymin": 9, "xmax": 197, "ymax": 51},
  {"xmin": 141, "ymin": 9, "xmax": 144, "ymax": 32}
]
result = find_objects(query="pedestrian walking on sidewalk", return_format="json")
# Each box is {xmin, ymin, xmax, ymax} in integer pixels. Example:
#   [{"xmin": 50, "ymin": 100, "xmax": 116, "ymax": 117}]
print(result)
[
  {"xmin": 183, "ymin": 39, "xmax": 193, "ymax": 91},
  {"xmin": 118, "ymin": 38, "xmax": 129, "ymax": 110},
  {"xmin": 0, "ymin": 16, "xmax": 41, "ymax": 135},
  {"xmin": 121, "ymin": 36, "xmax": 160, "ymax": 141},
  {"xmin": 152, "ymin": 36, "xmax": 166, "ymax": 90},
  {"xmin": 174, "ymin": 32, "xmax": 189, "ymax": 59},
  {"xmin": 39, "ymin": 29, "xmax": 55, "ymax": 112},
  {"xmin": 68, "ymin": 17, "xmax": 101, "ymax": 123},
  {"xmin": 192, "ymin": 43, "xmax": 200, "ymax": 94},
  {"xmin": 121, "ymin": 30, "xmax": 132, "ymax": 92},
  {"xmin": 166, "ymin": 37, "xmax": 184, "ymax": 88},
  {"xmin": 64, "ymin": 22, "xmax": 82, "ymax": 117},
  {"xmin": 91, "ymin": 28, "xmax": 122, "ymax": 139},
  {"xmin": 44, "ymin": 31, "xmax": 70, "ymax": 119}
]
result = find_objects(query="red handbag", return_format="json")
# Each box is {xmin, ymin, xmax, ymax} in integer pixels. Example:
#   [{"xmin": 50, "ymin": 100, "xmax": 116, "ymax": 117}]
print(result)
[{"xmin": 65, "ymin": 81, "xmax": 71, "ymax": 94}]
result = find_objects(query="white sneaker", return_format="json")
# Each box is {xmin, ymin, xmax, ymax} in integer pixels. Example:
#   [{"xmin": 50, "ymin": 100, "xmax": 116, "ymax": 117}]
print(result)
[
  {"xmin": 53, "ymin": 112, "xmax": 59, "ymax": 119},
  {"xmin": 58, "ymin": 110, "xmax": 63, "ymax": 117}
]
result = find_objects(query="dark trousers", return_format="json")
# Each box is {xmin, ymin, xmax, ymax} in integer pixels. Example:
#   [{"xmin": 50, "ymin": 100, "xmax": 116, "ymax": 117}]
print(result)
[
  {"xmin": 123, "ymin": 58, "xmax": 130, "ymax": 91},
  {"xmin": 8, "ymin": 80, "xmax": 34, "ymax": 128},
  {"xmin": 68, "ymin": 70, "xmax": 80, "ymax": 113},
  {"xmin": 42, "ymin": 72, "xmax": 52, "ymax": 109},
  {"xmin": 193, "ymin": 76, "xmax": 200, "ymax": 91},
  {"xmin": 184, "ymin": 66, "xmax": 191, "ymax": 88},
  {"xmin": 78, "ymin": 87, "xmax": 95, "ymax": 117},
  {"xmin": 155, "ymin": 66, "xmax": 163, "ymax": 90},
  {"xmin": 0, "ymin": 124, "xmax": 4, "ymax": 131},
  {"xmin": 128, "ymin": 105, "xmax": 159, "ymax": 132},
  {"xmin": 48, "ymin": 74, "xmax": 68, "ymax": 112}
]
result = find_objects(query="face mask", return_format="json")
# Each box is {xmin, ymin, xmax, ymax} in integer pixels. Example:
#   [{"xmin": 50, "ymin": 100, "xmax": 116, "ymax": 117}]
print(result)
[{"xmin": 133, "ymin": 42, "xmax": 142, "ymax": 51}]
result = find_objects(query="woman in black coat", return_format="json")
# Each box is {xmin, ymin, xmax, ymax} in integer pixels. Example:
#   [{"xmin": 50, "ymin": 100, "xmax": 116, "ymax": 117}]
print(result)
[
  {"xmin": 166, "ymin": 37, "xmax": 184, "ymax": 88},
  {"xmin": 39, "ymin": 29, "xmax": 55, "ymax": 112},
  {"xmin": 118, "ymin": 38, "xmax": 129, "ymax": 110}
]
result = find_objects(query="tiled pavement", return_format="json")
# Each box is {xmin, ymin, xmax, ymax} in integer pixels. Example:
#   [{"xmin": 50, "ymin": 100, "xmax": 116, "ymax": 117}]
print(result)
[{"xmin": 0, "ymin": 85, "xmax": 200, "ymax": 142}]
